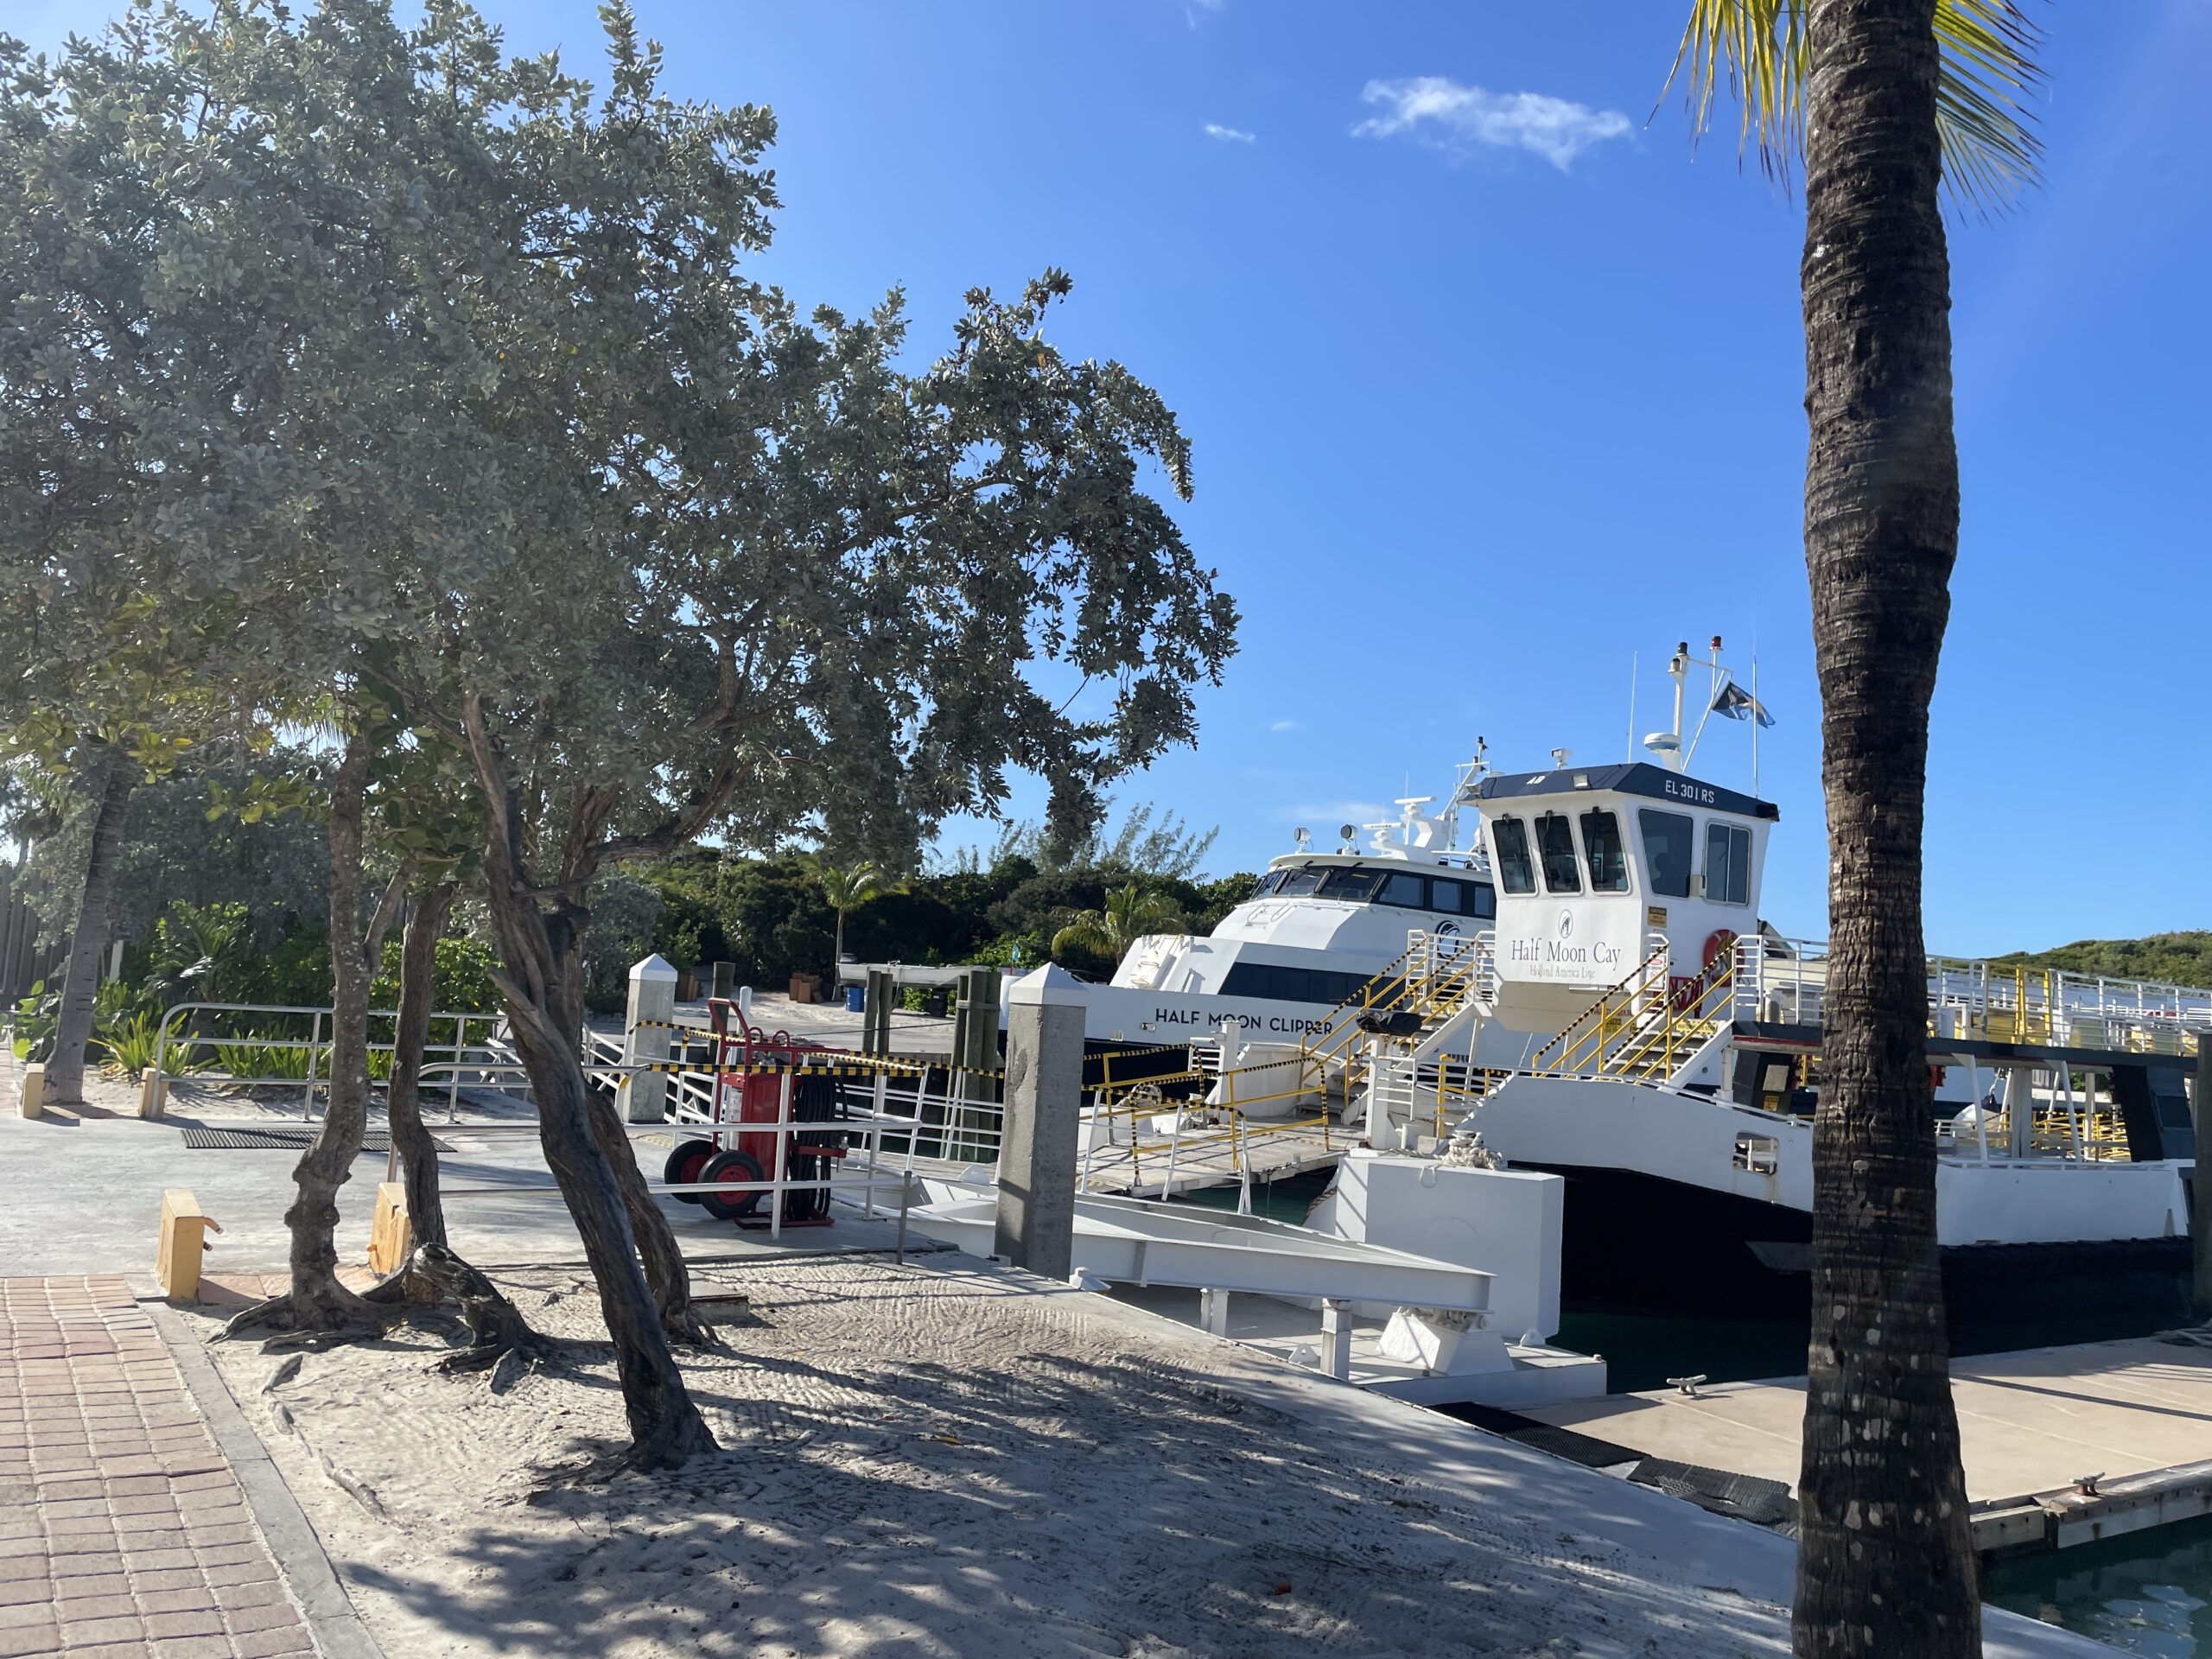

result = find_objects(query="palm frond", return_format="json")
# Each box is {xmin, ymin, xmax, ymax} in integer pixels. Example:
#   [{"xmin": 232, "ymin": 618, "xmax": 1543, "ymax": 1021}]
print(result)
[{"xmin": 1663, "ymin": 0, "xmax": 2044, "ymax": 211}]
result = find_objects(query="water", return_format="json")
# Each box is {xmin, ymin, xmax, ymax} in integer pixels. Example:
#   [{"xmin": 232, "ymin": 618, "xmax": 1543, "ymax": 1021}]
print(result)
[{"xmin": 1985, "ymin": 1516, "xmax": 2212, "ymax": 1657}]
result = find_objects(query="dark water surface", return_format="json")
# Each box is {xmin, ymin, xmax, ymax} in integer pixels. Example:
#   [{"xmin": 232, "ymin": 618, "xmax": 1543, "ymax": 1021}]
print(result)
[{"xmin": 1984, "ymin": 1516, "xmax": 2212, "ymax": 1656}]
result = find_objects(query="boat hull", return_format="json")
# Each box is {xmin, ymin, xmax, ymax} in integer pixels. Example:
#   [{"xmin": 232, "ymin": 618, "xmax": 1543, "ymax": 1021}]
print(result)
[{"xmin": 1523, "ymin": 1160, "xmax": 2193, "ymax": 1332}]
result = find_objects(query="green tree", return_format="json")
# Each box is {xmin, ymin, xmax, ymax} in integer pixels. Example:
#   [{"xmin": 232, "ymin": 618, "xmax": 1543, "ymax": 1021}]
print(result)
[
  {"xmin": 1051, "ymin": 881, "xmax": 1186, "ymax": 972},
  {"xmin": 1669, "ymin": 3, "xmax": 2044, "ymax": 1652},
  {"xmin": 810, "ymin": 859, "xmax": 907, "ymax": 974}
]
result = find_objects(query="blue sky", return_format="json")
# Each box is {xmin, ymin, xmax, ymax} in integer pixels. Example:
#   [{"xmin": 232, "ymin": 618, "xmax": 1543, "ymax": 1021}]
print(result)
[{"xmin": 22, "ymin": 0, "xmax": 2212, "ymax": 956}]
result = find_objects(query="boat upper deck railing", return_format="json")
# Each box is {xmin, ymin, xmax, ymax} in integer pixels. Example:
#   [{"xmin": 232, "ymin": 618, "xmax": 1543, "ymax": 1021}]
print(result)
[{"xmin": 1732, "ymin": 937, "xmax": 2209, "ymax": 1058}]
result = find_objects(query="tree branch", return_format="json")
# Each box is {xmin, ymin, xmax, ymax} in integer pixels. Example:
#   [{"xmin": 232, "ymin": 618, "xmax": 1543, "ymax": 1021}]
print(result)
[{"xmin": 362, "ymin": 857, "xmax": 418, "ymax": 964}]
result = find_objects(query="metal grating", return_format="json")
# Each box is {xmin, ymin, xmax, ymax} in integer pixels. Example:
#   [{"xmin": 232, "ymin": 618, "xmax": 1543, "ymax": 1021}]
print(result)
[{"xmin": 179, "ymin": 1126, "xmax": 451, "ymax": 1154}]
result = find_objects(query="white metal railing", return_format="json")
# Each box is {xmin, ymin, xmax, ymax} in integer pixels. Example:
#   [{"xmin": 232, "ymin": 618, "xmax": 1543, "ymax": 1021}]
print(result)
[
  {"xmin": 1733, "ymin": 938, "xmax": 2209, "ymax": 1056},
  {"xmin": 149, "ymin": 1001, "xmax": 508, "ymax": 1121},
  {"xmin": 411, "ymin": 1111, "xmax": 925, "ymax": 1251}
]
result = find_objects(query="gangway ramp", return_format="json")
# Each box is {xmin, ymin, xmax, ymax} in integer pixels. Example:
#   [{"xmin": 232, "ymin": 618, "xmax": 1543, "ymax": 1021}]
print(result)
[{"xmin": 906, "ymin": 1190, "xmax": 1489, "ymax": 1312}]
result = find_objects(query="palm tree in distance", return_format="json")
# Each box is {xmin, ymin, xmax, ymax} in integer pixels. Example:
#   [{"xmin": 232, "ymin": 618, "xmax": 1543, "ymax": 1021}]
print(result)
[
  {"xmin": 1051, "ymin": 881, "xmax": 1185, "ymax": 972},
  {"xmin": 1666, "ymin": 3, "xmax": 2043, "ymax": 1654},
  {"xmin": 809, "ymin": 858, "xmax": 906, "ymax": 976}
]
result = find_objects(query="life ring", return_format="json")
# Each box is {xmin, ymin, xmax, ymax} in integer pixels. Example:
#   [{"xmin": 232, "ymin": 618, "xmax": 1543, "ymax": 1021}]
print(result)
[{"xmin": 1702, "ymin": 929, "xmax": 1739, "ymax": 972}]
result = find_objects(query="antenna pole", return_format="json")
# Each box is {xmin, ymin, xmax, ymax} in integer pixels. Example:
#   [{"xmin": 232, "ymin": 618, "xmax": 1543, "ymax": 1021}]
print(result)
[
  {"xmin": 1625, "ymin": 652, "xmax": 1637, "ymax": 761},
  {"xmin": 1751, "ymin": 652, "xmax": 1761, "ymax": 799}
]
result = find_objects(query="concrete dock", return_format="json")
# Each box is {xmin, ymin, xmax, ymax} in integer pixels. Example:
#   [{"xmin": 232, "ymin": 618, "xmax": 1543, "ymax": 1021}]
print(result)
[{"xmin": 1520, "ymin": 1335, "xmax": 2212, "ymax": 1554}]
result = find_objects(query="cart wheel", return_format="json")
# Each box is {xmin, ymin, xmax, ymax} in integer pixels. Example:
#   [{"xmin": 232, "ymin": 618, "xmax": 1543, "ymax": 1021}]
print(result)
[
  {"xmin": 697, "ymin": 1149, "xmax": 766, "ymax": 1222},
  {"xmin": 662, "ymin": 1139, "xmax": 718, "ymax": 1205},
  {"xmin": 784, "ymin": 1154, "xmax": 822, "ymax": 1223}
]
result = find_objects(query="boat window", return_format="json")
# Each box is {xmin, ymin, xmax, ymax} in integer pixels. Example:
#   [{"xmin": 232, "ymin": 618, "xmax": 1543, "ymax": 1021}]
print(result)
[
  {"xmin": 1377, "ymin": 871, "xmax": 1428, "ymax": 909},
  {"xmin": 1706, "ymin": 823, "xmax": 1752, "ymax": 906},
  {"xmin": 1535, "ymin": 813, "xmax": 1581, "ymax": 894},
  {"xmin": 1274, "ymin": 867, "xmax": 1325, "ymax": 898},
  {"xmin": 1638, "ymin": 810, "xmax": 1694, "ymax": 899},
  {"xmin": 1319, "ymin": 868, "xmax": 1382, "ymax": 901},
  {"xmin": 1471, "ymin": 881, "xmax": 1497, "ymax": 920},
  {"xmin": 1219, "ymin": 963, "xmax": 1376, "ymax": 1005},
  {"xmin": 1491, "ymin": 817, "xmax": 1536, "ymax": 895},
  {"xmin": 1431, "ymin": 878, "xmax": 1464, "ymax": 914},
  {"xmin": 1580, "ymin": 810, "xmax": 1629, "ymax": 893}
]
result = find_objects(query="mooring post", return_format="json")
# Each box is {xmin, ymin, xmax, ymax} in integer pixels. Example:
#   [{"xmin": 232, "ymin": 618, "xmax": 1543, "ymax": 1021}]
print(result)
[
  {"xmin": 2194, "ymin": 1042, "xmax": 2212, "ymax": 1320},
  {"xmin": 620, "ymin": 953, "xmax": 677, "ymax": 1124},
  {"xmin": 994, "ymin": 963, "xmax": 1085, "ymax": 1280},
  {"xmin": 710, "ymin": 960, "xmax": 735, "ymax": 1004}
]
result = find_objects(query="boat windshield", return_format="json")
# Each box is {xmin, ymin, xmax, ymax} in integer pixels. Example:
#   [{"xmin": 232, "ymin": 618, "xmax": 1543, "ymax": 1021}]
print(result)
[
  {"xmin": 1274, "ymin": 867, "xmax": 1325, "ymax": 897},
  {"xmin": 1491, "ymin": 817, "xmax": 1536, "ymax": 894},
  {"xmin": 1319, "ymin": 868, "xmax": 1383, "ymax": 901},
  {"xmin": 1535, "ymin": 813, "xmax": 1581, "ymax": 894},
  {"xmin": 1580, "ymin": 810, "xmax": 1629, "ymax": 893}
]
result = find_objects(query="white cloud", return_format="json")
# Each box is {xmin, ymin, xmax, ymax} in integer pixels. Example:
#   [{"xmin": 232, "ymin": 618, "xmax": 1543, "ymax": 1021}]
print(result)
[
  {"xmin": 1353, "ymin": 77, "xmax": 1630, "ymax": 171},
  {"xmin": 1268, "ymin": 717, "xmax": 1301, "ymax": 732},
  {"xmin": 1204, "ymin": 123, "xmax": 1256, "ymax": 144},
  {"xmin": 1279, "ymin": 800, "xmax": 1389, "ymax": 829}
]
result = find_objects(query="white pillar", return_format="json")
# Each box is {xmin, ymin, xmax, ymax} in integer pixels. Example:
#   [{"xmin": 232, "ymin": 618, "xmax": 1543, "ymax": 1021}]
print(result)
[
  {"xmin": 621, "ymin": 954, "xmax": 678, "ymax": 1124},
  {"xmin": 1200, "ymin": 1287, "xmax": 1230, "ymax": 1337},
  {"xmin": 1320, "ymin": 1299, "xmax": 1352, "ymax": 1380}
]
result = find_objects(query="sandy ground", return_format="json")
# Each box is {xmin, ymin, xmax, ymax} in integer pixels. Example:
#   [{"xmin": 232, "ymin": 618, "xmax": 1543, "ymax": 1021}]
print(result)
[{"xmin": 188, "ymin": 1255, "xmax": 2108, "ymax": 1659}]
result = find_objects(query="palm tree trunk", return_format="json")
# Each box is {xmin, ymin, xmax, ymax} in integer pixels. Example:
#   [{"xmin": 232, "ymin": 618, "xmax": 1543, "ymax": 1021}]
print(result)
[
  {"xmin": 283, "ymin": 729, "xmax": 382, "ymax": 1332},
  {"xmin": 1793, "ymin": 2, "xmax": 1976, "ymax": 1655},
  {"xmin": 385, "ymin": 880, "xmax": 456, "ymax": 1250},
  {"xmin": 42, "ymin": 760, "xmax": 133, "ymax": 1106}
]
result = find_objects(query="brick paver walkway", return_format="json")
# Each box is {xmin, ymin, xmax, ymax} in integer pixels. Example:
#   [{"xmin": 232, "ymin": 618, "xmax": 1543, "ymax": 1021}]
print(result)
[{"xmin": 0, "ymin": 1277, "xmax": 313, "ymax": 1658}]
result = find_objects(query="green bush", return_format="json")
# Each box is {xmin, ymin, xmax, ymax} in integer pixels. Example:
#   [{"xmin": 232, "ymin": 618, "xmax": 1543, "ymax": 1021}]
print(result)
[
  {"xmin": 209, "ymin": 1034, "xmax": 324, "ymax": 1081},
  {"xmin": 10, "ymin": 981, "xmax": 56, "ymax": 1063},
  {"xmin": 370, "ymin": 932, "xmax": 501, "ymax": 1014},
  {"xmin": 97, "ymin": 1010, "xmax": 163, "ymax": 1075}
]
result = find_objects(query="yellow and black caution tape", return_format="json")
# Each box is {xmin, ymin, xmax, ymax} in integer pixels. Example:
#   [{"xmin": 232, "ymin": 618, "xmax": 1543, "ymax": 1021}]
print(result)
[{"xmin": 611, "ymin": 1058, "xmax": 1006, "ymax": 1081}]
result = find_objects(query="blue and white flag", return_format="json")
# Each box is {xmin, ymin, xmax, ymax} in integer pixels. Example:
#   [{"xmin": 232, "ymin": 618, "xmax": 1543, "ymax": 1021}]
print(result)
[{"xmin": 1711, "ymin": 681, "xmax": 1774, "ymax": 728}]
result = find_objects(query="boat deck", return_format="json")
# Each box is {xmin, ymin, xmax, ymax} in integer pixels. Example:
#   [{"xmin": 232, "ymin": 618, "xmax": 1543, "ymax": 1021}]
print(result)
[{"xmin": 1517, "ymin": 1334, "xmax": 2212, "ymax": 1554}]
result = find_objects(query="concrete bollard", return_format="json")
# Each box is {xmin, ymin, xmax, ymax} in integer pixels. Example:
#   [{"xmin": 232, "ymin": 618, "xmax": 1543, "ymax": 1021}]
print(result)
[
  {"xmin": 19, "ymin": 1062, "xmax": 44, "ymax": 1120},
  {"xmin": 993, "ymin": 963, "xmax": 1085, "ymax": 1280},
  {"xmin": 711, "ymin": 960, "xmax": 735, "ymax": 1003},
  {"xmin": 620, "ymin": 954, "xmax": 678, "ymax": 1124},
  {"xmin": 137, "ymin": 1067, "xmax": 167, "ymax": 1120}
]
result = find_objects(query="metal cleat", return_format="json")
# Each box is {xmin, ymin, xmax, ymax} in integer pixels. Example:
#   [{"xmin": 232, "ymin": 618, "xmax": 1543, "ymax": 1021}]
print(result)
[{"xmin": 1666, "ymin": 1373, "xmax": 1709, "ymax": 1398}]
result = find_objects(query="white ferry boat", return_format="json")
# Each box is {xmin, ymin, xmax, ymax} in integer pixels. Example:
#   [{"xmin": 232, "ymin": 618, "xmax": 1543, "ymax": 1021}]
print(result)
[
  {"xmin": 1075, "ymin": 754, "xmax": 1498, "ymax": 1058},
  {"xmin": 1302, "ymin": 643, "xmax": 2212, "ymax": 1325}
]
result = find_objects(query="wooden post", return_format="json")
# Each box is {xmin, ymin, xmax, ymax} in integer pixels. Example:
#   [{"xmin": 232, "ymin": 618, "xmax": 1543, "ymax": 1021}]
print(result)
[
  {"xmin": 18, "ymin": 1063, "xmax": 44, "ymax": 1120},
  {"xmin": 864, "ymin": 968, "xmax": 893, "ymax": 1055},
  {"xmin": 368, "ymin": 1182, "xmax": 414, "ymax": 1276},
  {"xmin": 2194, "ymin": 1043, "xmax": 2212, "ymax": 1320},
  {"xmin": 155, "ymin": 1189, "xmax": 219, "ymax": 1300},
  {"xmin": 137, "ymin": 1067, "xmax": 167, "ymax": 1120}
]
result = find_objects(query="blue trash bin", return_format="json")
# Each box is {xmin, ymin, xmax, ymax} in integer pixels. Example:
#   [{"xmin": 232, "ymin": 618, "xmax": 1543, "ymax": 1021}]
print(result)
[{"xmin": 844, "ymin": 983, "xmax": 866, "ymax": 1014}]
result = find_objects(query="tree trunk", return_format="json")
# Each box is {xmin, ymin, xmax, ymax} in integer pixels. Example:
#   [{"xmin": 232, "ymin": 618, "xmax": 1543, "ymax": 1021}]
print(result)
[
  {"xmin": 283, "ymin": 729, "xmax": 383, "ymax": 1333},
  {"xmin": 1793, "ymin": 3, "xmax": 1976, "ymax": 1656},
  {"xmin": 385, "ymin": 880, "xmax": 456, "ymax": 1251},
  {"xmin": 485, "ymin": 890, "xmax": 717, "ymax": 1465},
  {"xmin": 42, "ymin": 760, "xmax": 133, "ymax": 1106}
]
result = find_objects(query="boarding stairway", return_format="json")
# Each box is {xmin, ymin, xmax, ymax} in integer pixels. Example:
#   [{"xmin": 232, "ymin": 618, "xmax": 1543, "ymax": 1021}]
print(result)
[
  {"xmin": 1527, "ymin": 938, "xmax": 1739, "ymax": 1088},
  {"xmin": 1287, "ymin": 931, "xmax": 1500, "ymax": 1133}
]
